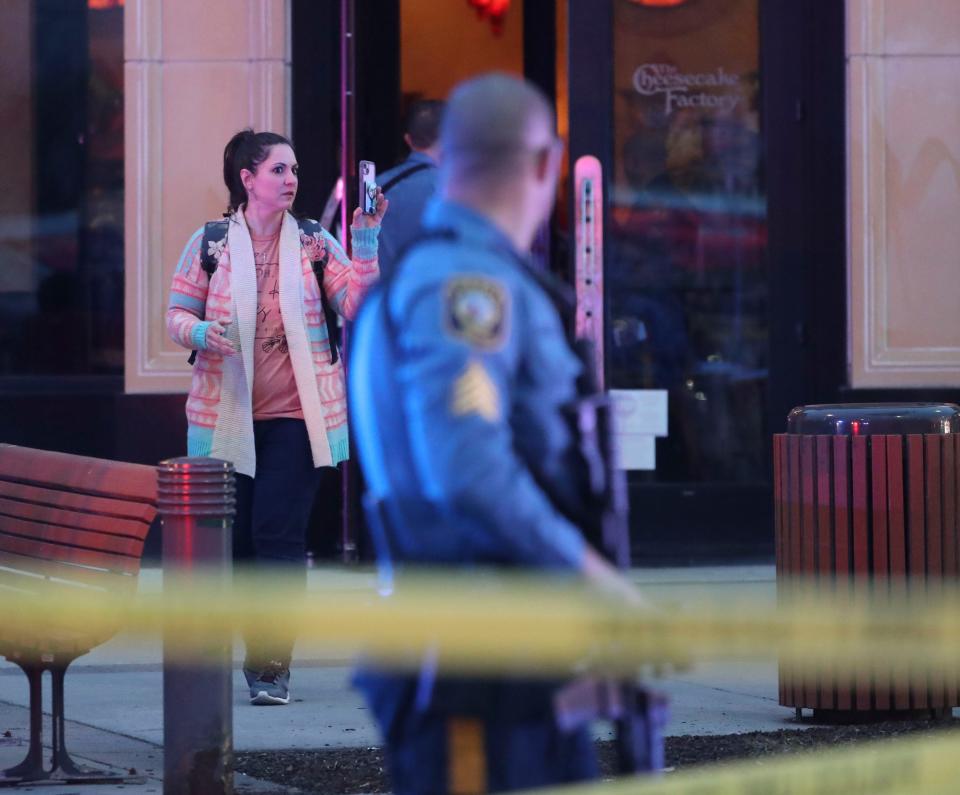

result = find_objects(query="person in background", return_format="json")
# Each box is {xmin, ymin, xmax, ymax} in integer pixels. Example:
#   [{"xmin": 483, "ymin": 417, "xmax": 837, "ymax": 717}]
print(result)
[
  {"xmin": 167, "ymin": 129, "xmax": 387, "ymax": 706},
  {"xmin": 348, "ymin": 74, "xmax": 645, "ymax": 794},
  {"xmin": 375, "ymin": 99, "xmax": 445, "ymax": 275}
]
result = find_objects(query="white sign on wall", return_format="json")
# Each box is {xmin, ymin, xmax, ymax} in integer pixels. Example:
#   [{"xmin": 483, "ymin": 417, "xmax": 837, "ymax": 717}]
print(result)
[{"xmin": 609, "ymin": 389, "xmax": 668, "ymax": 471}]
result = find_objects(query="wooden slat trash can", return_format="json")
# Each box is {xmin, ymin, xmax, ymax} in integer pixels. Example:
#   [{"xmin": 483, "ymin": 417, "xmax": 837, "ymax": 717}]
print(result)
[{"xmin": 774, "ymin": 403, "xmax": 960, "ymax": 720}]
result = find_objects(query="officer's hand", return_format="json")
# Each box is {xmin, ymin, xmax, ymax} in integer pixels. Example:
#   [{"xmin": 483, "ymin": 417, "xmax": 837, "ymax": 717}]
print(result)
[
  {"xmin": 581, "ymin": 549, "xmax": 693, "ymax": 672},
  {"xmin": 205, "ymin": 319, "xmax": 236, "ymax": 356},
  {"xmin": 352, "ymin": 187, "xmax": 389, "ymax": 228},
  {"xmin": 582, "ymin": 547, "xmax": 651, "ymax": 610}
]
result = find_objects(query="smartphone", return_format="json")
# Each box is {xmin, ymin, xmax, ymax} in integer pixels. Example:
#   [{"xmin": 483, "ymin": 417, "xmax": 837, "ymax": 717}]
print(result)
[{"xmin": 359, "ymin": 160, "xmax": 377, "ymax": 215}]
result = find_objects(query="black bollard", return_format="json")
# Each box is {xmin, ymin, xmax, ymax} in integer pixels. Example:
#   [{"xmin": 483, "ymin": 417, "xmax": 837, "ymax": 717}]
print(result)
[{"xmin": 158, "ymin": 457, "xmax": 235, "ymax": 795}]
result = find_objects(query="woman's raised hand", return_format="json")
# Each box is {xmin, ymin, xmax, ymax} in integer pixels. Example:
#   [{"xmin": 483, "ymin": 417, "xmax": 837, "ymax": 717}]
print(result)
[{"xmin": 352, "ymin": 186, "xmax": 389, "ymax": 228}]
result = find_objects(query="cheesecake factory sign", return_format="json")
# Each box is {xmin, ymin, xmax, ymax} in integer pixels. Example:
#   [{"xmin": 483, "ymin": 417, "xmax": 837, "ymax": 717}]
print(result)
[{"xmin": 633, "ymin": 63, "xmax": 741, "ymax": 114}]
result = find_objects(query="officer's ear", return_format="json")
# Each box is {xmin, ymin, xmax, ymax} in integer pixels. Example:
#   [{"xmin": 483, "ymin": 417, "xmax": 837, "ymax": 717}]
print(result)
[{"xmin": 532, "ymin": 139, "xmax": 563, "ymax": 183}]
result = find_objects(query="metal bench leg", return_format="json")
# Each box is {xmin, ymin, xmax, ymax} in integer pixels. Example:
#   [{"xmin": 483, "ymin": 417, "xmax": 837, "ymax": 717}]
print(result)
[
  {"xmin": 46, "ymin": 658, "xmax": 143, "ymax": 784},
  {"xmin": 0, "ymin": 660, "xmax": 48, "ymax": 784},
  {"xmin": 49, "ymin": 659, "xmax": 87, "ymax": 778},
  {"xmin": 1, "ymin": 656, "xmax": 146, "ymax": 787}
]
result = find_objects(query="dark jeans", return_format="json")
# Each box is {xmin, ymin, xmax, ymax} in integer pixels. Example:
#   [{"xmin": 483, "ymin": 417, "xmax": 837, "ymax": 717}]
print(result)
[
  {"xmin": 386, "ymin": 711, "xmax": 597, "ymax": 795},
  {"xmin": 234, "ymin": 418, "xmax": 324, "ymax": 669}
]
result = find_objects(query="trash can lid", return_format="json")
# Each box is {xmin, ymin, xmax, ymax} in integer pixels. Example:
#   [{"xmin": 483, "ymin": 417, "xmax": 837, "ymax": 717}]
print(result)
[{"xmin": 786, "ymin": 403, "xmax": 960, "ymax": 435}]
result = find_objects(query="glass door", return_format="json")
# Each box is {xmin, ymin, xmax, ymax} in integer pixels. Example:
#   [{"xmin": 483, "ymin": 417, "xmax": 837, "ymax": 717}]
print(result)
[
  {"xmin": 610, "ymin": 0, "xmax": 766, "ymax": 481},
  {"xmin": 580, "ymin": 0, "xmax": 773, "ymax": 560}
]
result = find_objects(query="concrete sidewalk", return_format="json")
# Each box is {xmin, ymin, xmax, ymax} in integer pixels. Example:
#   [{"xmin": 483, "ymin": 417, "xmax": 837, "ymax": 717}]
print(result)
[{"xmin": 0, "ymin": 565, "xmax": 798, "ymax": 792}]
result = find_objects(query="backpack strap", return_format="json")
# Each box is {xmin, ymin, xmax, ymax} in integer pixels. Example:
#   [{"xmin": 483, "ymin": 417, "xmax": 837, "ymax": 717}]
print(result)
[
  {"xmin": 381, "ymin": 162, "xmax": 434, "ymax": 194},
  {"xmin": 200, "ymin": 219, "xmax": 230, "ymax": 275},
  {"xmin": 297, "ymin": 218, "xmax": 341, "ymax": 365},
  {"xmin": 187, "ymin": 219, "xmax": 230, "ymax": 365},
  {"xmin": 189, "ymin": 216, "xmax": 343, "ymax": 365},
  {"xmin": 296, "ymin": 216, "xmax": 325, "ymax": 241}
]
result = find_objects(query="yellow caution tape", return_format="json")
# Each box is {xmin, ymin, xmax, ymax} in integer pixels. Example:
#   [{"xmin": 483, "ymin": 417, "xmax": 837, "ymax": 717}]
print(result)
[
  {"xmin": 7, "ymin": 568, "xmax": 960, "ymax": 794},
  {"xmin": 536, "ymin": 730, "xmax": 960, "ymax": 795},
  {"xmin": 5, "ymin": 569, "xmax": 960, "ymax": 676}
]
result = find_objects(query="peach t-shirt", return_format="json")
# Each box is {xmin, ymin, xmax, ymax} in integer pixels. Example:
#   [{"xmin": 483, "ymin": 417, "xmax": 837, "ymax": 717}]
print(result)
[{"xmin": 250, "ymin": 231, "xmax": 304, "ymax": 420}]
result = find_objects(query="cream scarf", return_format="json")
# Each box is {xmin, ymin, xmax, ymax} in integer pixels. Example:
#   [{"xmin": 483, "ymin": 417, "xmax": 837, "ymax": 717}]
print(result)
[{"xmin": 211, "ymin": 210, "xmax": 333, "ymax": 477}]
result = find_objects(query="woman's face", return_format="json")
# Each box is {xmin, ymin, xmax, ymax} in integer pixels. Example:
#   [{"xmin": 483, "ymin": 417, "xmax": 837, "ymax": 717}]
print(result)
[{"xmin": 241, "ymin": 143, "xmax": 299, "ymax": 213}]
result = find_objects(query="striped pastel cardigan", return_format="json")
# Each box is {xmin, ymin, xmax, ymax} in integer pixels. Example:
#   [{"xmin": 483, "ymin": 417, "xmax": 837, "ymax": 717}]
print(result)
[{"xmin": 167, "ymin": 209, "xmax": 379, "ymax": 477}]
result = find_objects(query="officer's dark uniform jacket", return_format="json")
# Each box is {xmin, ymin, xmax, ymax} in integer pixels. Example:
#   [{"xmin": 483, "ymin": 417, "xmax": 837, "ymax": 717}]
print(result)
[{"xmin": 349, "ymin": 197, "xmax": 589, "ymax": 738}]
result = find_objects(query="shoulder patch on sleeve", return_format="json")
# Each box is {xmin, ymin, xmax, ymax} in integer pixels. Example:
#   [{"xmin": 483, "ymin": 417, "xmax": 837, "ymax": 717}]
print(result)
[{"xmin": 444, "ymin": 276, "xmax": 509, "ymax": 349}]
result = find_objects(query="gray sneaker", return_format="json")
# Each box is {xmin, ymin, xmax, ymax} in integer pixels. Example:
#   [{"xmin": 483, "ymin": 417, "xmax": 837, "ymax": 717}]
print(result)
[{"xmin": 243, "ymin": 661, "xmax": 290, "ymax": 706}]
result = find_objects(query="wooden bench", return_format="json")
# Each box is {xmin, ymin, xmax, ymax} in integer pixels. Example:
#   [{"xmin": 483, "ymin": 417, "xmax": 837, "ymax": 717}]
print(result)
[{"xmin": 0, "ymin": 444, "xmax": 157, "ymax": 785}]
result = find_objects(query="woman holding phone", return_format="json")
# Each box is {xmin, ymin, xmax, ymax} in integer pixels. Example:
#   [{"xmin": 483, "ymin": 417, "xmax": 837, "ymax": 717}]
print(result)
[{"xmin": 167, "ymin": 129, "xmax": 386, "ymax": 705}]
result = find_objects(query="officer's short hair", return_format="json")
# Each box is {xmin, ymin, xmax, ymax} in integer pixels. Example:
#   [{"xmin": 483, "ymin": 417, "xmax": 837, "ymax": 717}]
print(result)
[
  {"xmin": 404, "ymin": 100, "xmax": 446, "ymax": 150},
  {"xmin": 441, "ymin": 73, "xmax": 556, "ymax": 183}
]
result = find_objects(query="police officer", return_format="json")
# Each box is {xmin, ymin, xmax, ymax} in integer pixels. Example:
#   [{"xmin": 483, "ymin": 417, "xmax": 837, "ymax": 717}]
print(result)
[{"xmin": 349, "ymin": 73, "xmax": 646, "ymax": 795}]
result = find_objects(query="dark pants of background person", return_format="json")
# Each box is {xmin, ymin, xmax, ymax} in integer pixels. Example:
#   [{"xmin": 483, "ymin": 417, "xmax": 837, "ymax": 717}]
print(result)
[
  {"xmin": 234, "ymin": 418, "xmax": 324, "ymax": 669},
  {"xmin": 387, "ymin": 710, "xmax": 597, "ymax": 795}
]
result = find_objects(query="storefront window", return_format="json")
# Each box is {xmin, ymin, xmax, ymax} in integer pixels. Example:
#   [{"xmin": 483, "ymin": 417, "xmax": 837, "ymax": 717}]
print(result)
[
  {"xmin": 609, "ymin": 0, "xmax": 767, "ymax": 484},
  {"xmin": 0, "ymin": 1, "xmax": 124, "ymax": 376}
]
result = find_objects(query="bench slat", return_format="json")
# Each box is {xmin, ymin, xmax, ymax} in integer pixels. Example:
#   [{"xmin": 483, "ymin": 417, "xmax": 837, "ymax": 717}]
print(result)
[
  {"xmin": 0, "ymin": 499, "xmax": 149, "ymax": 553},
  {"xmin": 0, "ymin": 546, "xmax": 139, "ymax": 587},
  {"xmin": 0, "ymin": 444, "xmax": 157, "ymax": 505},
  {"xmin": 0, "ymin": 517, "xmax": 144, "ymax": 559},
  {"xmin": 1, "ymin": 629, "xmax": 108, "ymax": 658},
  {"xmin": 0, "ymin": 480, "xmax": 156, "ymax": 525},
  {"xmin": 0, "ymin": 567, "xmax": 109, "ymax": 600},
  {"xmin": 0, "ymin": 574, "xmax": 127, "ymax": 656},
  {"xmin": 0, "ymin": 531, "xmax": 140, "ymax": 575},
  {"xmin": 0, "ymin": 616, "xmax": 116, "ymax": 657}
]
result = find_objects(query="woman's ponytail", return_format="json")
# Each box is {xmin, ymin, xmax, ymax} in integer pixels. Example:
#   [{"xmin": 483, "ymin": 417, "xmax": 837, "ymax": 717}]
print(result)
[{"xmin": 222, "ymin": 128, "xmax": 293, "ymax": 215}]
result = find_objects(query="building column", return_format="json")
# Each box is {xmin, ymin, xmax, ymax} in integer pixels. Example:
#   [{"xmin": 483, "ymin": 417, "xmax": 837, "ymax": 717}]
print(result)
[
  {"xmin": 848, "ymin": 0, "xmax": 960, "ymax": 387},
  {"xmin": 124, "ymin": 0, "xmax": 290, "ymax": 393}
]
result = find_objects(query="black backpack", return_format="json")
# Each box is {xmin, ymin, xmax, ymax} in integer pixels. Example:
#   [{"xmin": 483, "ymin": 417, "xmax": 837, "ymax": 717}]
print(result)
[{"xmin": 188, "ymin": 217, "xmax": 341, "ymax": 365}]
